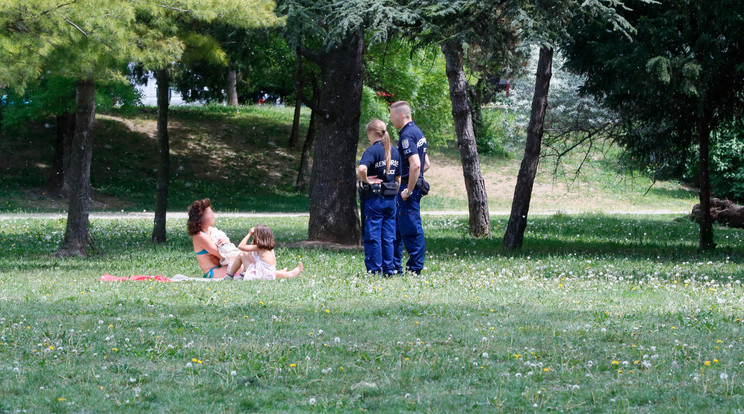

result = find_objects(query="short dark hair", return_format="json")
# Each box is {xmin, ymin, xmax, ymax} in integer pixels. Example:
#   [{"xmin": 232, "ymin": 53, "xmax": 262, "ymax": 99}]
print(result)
[
  {"xmin": 187, "ymin": 198, "xmax": 212, "ymax": 235},
  {"xmin": 252, "ymin": 225, "xmax": 275, "ymax": 250}
]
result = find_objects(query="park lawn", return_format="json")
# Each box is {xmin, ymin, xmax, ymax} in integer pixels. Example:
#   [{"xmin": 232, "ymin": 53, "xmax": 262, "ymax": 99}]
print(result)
[
  {"xmin": 1, "ymin": 213, "xmax": 743, "ymax": 412},
  {"xmin": 0, "ymin": 104, "xmax": 697, "ymax": 215}
]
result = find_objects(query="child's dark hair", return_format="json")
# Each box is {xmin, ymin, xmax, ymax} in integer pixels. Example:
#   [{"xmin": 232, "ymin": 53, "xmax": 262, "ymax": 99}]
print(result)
[
  {"xmin": 187, "ymin": 198, "xmax": 212, "ymax": 235},
  {"xmin": 252, "ymin": 225, "xmax": 275, "ymax": 250}
]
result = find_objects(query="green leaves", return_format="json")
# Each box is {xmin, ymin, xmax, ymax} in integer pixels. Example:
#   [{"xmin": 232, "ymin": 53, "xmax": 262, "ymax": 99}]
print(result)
[
  {"xmin": 645, "ymin": 56, "xmax": 671, "ymax": 84},
  {"xmin": 0, "ymin": 0, "xmax": 280, "ymax": 88}
]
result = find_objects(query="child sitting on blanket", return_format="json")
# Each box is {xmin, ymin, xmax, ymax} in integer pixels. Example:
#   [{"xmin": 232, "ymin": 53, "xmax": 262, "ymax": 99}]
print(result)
[{"xmin": 225, "ymin": 225, "xmax": 303, "ymax": 281}]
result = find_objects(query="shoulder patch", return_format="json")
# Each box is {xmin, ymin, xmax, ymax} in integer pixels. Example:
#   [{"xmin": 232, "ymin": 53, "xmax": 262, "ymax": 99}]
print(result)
[{"xmin": 402, "ymin": 139, "xmax": 409, "ymax": 149}]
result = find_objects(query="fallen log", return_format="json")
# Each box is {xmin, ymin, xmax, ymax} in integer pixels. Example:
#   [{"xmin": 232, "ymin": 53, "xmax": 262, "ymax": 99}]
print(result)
[{"xmin": 690, "ymin": 198, "xmax": 744, "ymax": 229}]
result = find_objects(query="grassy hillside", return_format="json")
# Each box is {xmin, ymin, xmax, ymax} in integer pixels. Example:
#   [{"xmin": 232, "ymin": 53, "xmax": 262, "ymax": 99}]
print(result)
[{"xmin": 0, "ymin": 105, "xmax": 697, "ymax": 214}]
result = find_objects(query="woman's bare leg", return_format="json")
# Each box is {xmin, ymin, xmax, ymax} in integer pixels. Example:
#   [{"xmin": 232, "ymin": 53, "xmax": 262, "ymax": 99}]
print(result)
[
  {"xmin": 213, "ymin": 265, "xmax": 229, "ymax": 279},
  {"xmin": 275, "ymin": 261, "xmax": 303, "ymax": 279}
]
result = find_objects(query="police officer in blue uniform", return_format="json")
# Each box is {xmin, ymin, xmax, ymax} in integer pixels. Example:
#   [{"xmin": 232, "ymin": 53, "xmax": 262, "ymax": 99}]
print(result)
[
  {"xmin": 389, "ymin": 101, "xmax": 431, "ymax": 275},
  {"xmin": 358, "ymin": 119, "xmax": 402, "ymax": 276}
]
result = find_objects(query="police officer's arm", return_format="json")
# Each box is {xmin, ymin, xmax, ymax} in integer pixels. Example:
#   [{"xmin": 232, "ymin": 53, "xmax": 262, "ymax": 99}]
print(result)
[
  {"xmin": 423, "ymin": 154, "xmax": 431, "ymax": 173},
  {"xmin": 404, "ymin": 153, "xmax": 421, "ymax": 197},
  {"xmin": 358, "ymin": 165, "xmax": 381, "ymax": 184}
]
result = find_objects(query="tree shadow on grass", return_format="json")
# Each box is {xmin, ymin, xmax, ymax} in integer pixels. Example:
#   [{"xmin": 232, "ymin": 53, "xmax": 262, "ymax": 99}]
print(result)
[{"xmin": 424, "ymin": 214, "xmax": 744, "ymax": 264}]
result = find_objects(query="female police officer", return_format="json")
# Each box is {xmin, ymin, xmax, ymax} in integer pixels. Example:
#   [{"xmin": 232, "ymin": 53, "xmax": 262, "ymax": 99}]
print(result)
[{"xmin": 358, "ymin": 119, "xmax": 401, "ymax": 276}]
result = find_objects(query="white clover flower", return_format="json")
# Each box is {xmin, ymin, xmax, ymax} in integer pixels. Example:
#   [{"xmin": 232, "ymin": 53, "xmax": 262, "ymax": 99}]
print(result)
[
  {"xmin": 309, "ymin": 398, "xmax": 316, "ymax": 405},
  {"xmin": 230, "ymin": 371, "xmax": 237, "ymax": 376},
  {"xmin": 721, "ymin": 373, "xmax": 729, "ymax": 380}
]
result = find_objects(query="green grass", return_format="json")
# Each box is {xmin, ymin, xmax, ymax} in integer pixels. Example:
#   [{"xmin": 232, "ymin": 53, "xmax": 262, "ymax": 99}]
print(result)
[{"xmin": 2, "ymin": 213, "xmax": 744, "ymax": 412}]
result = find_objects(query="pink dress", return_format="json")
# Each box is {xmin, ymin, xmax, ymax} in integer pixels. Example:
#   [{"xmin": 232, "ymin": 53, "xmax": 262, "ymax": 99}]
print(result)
[{"xmin": 243, "ymin": 251, "xmax": 276, "ymax": 280}]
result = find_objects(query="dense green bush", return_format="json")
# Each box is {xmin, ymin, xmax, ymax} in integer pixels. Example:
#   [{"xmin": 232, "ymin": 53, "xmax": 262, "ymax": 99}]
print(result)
[{"xmin": 684, "ymin": 121, "xmax": 744, "ymax": 203}]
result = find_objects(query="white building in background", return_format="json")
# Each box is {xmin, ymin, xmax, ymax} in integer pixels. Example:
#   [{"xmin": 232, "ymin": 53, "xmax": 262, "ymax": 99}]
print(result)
[{"xmin": 133, "ymin": 72, "xmax": 208, "ymax": 107}]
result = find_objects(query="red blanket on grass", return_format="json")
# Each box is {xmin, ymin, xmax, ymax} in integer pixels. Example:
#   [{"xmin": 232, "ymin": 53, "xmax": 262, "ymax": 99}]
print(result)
[{"xmin": 100, "ymin": 274, "xmax": 173, "ymax": 282}]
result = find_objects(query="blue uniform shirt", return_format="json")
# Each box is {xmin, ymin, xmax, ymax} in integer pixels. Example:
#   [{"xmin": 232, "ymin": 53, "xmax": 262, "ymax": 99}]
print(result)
[
  {"xmin": 397, "ymin": 121, "xmax": 427, "ymax": 179},
  {"xmin": 359, "ymin": 141, "xmax": 401, "ymax": 183}
]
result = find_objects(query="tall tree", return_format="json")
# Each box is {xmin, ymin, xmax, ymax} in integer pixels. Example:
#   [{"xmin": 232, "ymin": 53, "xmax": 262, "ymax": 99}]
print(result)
[
  {"xmin": 0, "ymin": 0, "xmax": 271, "ymax": 255},
  {"xmin": 563, "ymin": 0, "xmax": 744, "ymax": 251},
  {"xmin": 135, "ymin": 1, "xmax": 278, "ymax": 243},
  {"xmin": 288, "ymin": 45, "xmax": 303, "ymax": 149},
  {"xmin": 441, "ymin": 40, "xmax": 491, "ymax": 237},
  {"xmin": 403, "ymin": 0, "xmax": 523, "ymax": 237},
  {"xmin": 502, "ymin": 0, "xmax": 644, "ymax": 250},
  {"xmin": 278, "ymin": 0, "xmax": 416, "ymax": 245}
]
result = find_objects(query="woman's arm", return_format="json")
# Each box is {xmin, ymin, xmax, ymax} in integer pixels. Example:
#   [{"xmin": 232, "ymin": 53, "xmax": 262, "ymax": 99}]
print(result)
[
  {"xmin": 194, "ymin": 232, "xmax": 223, "ymax": 259},
  {"xmin": 238, "ymin": 227, "xmax": 258, "ymax": 251},
  {"xmin": 358, "ymin": 165, "xmax": 381, "ymax": 184}
]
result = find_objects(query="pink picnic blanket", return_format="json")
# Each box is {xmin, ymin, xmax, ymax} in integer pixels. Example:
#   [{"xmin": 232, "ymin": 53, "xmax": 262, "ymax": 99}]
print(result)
[{"xmin": 101, "ymin": 274, "xmax": 173, "ymax": 282}]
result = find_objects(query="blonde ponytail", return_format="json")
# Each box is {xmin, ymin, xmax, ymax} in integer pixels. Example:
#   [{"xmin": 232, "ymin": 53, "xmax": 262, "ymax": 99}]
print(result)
[
  {"xmin": 365, "ymin": 118, "xmax": 392, "ymax": 176},
  {"xmin": 382, "ymin": 130, "xmax": 391, "ymax": 176}
]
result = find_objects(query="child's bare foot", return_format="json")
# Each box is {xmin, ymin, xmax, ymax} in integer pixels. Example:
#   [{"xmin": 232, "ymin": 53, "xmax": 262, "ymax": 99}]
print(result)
[{"xmin": 289, "ymin": 261, "xmax": 303, "ymax": 277}]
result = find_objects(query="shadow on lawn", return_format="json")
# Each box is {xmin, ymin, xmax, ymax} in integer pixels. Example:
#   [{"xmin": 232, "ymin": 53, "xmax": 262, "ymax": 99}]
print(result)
[{"xmin": 425, "ymin": 214, "xmax": 744, "ymax": 264}]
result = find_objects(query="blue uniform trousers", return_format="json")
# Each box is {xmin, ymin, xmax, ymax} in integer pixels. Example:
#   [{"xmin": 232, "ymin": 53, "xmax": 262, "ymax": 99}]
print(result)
[
  {"xmin": 394, "ymin": 184, "xmax": 425, "ymax": 274},
  {"xmin": 363, "ymin": 195, "xmax": 397, "ymax": 275}
]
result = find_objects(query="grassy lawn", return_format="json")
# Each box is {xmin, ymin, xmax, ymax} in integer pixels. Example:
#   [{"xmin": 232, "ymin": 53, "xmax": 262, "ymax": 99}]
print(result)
[{"xmin": 2, "ymin": 213, "xmax": 743, "ymax": 412}]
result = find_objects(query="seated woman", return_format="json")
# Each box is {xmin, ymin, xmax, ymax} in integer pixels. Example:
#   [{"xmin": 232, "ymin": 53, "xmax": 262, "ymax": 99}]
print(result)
[{"xmin": 187, "ymin": 198, "xmax": 241, "ymax": 279}]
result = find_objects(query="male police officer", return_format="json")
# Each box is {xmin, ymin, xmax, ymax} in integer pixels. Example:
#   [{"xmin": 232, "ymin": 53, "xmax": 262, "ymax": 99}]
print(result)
[{"xmin": 389, "ymin": 101, "xmax": 431, "ymax": 275}]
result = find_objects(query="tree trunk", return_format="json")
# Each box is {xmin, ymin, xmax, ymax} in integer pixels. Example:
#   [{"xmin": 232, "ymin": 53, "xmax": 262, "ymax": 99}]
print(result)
[
  {"xmin": 226, "ymin": 67, "xmax": 238, "ymax": 106},
  {"xmin": 307, "ymin": 32, "xmax": 364, "ymax": 245},
  {"xmin": 296, "ymin": 109, "xmax": 316, "ymax": 192},
  {"xmin": 45, "ymin": 110, "xmax": 75, "ymax": 196},
  {"xmin": 288, "ymin": 47, "xmax": 303, "ymax": 149},
  {"xmin": 152, "ymin": 68, "xmax": 170, "ymax": 244},
  {"xmin": 697, "ymin": 101, "xmax": 715, "ymax": 251},
  {"xmin": 55, "ymin": 78, "xmax": 96, "ymax": 257},
  {"xmin": 467, "ymin": 78, "xmax": 484, "ymax": 141},
  {"xmin": 441, "ymin": 41, "xmax": 490, "ymax": 237},
  {"xmin": 503, "ymin": 47, "xmax": 554, "ymax": 250}
]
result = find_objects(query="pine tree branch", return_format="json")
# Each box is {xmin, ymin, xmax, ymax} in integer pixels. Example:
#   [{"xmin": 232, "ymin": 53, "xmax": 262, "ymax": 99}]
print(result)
[{"xmin": 63, "ymin": 16, "xmax": 87, "ymax": 36}]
